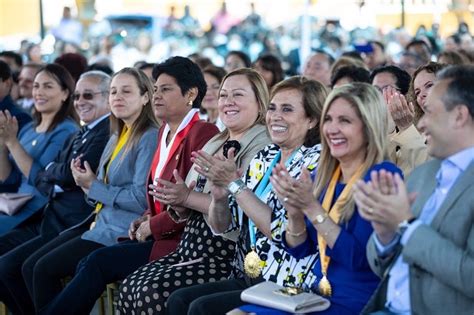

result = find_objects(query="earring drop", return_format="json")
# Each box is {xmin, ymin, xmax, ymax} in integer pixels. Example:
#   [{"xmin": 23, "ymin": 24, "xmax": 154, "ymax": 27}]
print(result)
[{"xmin": 188, "ymin": 100, "xmax": 193, "ymax": 106}]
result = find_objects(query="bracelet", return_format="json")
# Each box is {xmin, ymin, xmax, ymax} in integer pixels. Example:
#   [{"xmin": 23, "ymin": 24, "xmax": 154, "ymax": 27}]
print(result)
[{"xmin": 285, "ymin": 226, "xmax": 307, "ymax": 238}]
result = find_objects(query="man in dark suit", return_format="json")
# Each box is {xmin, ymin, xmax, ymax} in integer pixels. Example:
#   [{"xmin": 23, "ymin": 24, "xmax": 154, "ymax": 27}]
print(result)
[
  {"xmin": 0, "ymin": 70, "xmax": 111, "ymax": 315},
  {"xmin": 354, "ymin": 65, "xmax": 474, "ymax": 315}
]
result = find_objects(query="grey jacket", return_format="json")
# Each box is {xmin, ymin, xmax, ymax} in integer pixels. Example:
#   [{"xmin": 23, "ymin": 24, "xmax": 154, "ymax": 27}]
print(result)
[
  {"xmin": 81, "ymin": 127, "xmax": 159, "ymax": 246},
  {"xmin": 362, "ymin": 159, "xmax": 474, "ymax": 315}
]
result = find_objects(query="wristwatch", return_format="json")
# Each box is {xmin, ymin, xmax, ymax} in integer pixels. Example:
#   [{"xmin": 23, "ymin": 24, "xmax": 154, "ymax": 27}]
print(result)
[
  {"xmin": 397, "ymin": 217, "xmax": 417, "ymax": 235},
  {"xmin": 313, "ymin": 213, "xmax": 328, "ymax": 225},
  {"xmin": 227, "ymin": 179, "xmax": 247, "ymax": 196}
]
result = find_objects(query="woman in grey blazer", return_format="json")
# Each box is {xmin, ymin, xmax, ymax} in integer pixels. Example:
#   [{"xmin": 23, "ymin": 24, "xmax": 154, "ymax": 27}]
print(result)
[{"xmin": 16, "ymin": 67, "xmax": 160, "ymax": 315}]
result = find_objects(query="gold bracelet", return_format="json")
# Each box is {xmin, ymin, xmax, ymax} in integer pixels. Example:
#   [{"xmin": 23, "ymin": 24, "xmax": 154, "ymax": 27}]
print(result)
[{"xmin": 285, "ymin": 226, "xmax": 307, "ymax": 237}]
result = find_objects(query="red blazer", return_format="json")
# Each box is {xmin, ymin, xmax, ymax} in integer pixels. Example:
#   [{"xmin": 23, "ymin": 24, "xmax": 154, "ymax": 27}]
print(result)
[{"xmin": 144, "ymin": 121, "xmax": 219, "ymax": 261}]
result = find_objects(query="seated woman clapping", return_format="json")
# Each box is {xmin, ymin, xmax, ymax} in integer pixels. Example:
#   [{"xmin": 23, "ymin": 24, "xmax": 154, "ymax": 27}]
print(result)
[
  {"xmin": 245, "ymin": 83, "xmax": 404, "ymax": 315},
  {"xmin": 0, "ymin": 64, "xmax": 78, "ymax": 235},
  {"xmin": 165, "ymin": 76, "xmax": 328, "ymax": 315},
  {"xmin": 115, "ymin": 68, "xmax": 270, "ymax": 314},
  {"xmin": 39, "ymin": 57, "xmax": 219, "ymax": 315},
  {"xmin": 23, "ymin": 67, "xmax": 160, "ymax": 314}
]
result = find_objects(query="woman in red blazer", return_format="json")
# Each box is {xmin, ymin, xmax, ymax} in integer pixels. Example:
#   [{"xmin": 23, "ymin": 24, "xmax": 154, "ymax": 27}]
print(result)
[{"xmin": 39, "ymin": 57, "xmax": 219, "ymax": 315}]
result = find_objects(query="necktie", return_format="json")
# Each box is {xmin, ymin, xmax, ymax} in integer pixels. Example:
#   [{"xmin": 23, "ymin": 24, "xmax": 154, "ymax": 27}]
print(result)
[{"xmin": 72, "ymin": 125, "xmax": 89, "ymax": 156}]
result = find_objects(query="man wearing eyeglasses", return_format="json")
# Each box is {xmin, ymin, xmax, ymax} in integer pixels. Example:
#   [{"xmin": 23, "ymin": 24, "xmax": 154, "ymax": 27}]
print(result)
[{"xmin": 0, "ymin": 70, "xmax": 111, "ymax": 314}]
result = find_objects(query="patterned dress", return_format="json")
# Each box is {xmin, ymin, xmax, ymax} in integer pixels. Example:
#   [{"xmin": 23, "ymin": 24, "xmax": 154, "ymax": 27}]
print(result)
[
  {"xmin": 116, "ymin": 167, "xmax": 236, "ymax": 315},
  {"xmin": 116, "ymin": 123, "xmax": 271, "ymax": 315},
  {"xmin": 227, "ymin": 144, "xmax": 321, "ymax": 288}
]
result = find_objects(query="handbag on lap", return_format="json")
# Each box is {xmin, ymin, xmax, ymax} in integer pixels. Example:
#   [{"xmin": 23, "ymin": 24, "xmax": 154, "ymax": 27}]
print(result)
[
  {"xmin": 241, "ymin": 281, "xmax": 331, "ymax": 314},
  {"xmin": 0, "ymin": 193, "xmax": 33, "ymax": 215}
]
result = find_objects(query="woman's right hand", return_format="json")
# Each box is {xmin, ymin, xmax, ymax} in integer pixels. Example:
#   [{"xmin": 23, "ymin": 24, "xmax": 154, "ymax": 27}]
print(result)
[
  {"xmin": 0, "ymin": 110, "xmax": 19, "ymax": 147},
  {"xmin": 70, "ymin": 155, "xmax": 96, "ymax": 193},
  {"xmin": 270, "ymin": 164, "xmax": 317, "ymax": 219},
  {"xmin": 383, "ymin": 87, "xmax": 415, "ymax": 131},
  {"xmin": 191, "ymin": 148, "xmax": 240, "ymax": 187},
  {"xmin": 129, "ymin": 214, "xmax": 150, "ymax": 240},
  {"xmin": 149, "ymin": 170, "xmax": 194, "ymax": 207}
]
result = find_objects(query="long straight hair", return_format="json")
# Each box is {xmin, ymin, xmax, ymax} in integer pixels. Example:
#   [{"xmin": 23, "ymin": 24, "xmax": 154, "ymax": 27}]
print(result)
[
  {"xmin": 313, "ymin": 83, "xmax": 388, "ymax": 222},
  {"xmin": 107, "ymin": 67, "xmax": 159, "ymax": 162},
  {"xmin": 32, "ymin": 64, "xmax": 79, "ymax": 131}
]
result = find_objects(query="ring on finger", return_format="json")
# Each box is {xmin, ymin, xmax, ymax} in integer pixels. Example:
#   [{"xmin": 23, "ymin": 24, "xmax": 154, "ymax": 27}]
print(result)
[
  {"xmin": 204, "ymin": 166, "xmax": 210, "ymax": 172},
  {"xmin": 283, "ymin": 197, "xmax": 289, "ymax": 202},
  {"xmin": 367, "ymin": 207, "xmax": 374, "ymax": 214}
]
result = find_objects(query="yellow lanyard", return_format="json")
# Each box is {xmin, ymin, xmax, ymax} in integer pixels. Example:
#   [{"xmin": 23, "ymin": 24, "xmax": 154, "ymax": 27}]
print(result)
[{"xmin": 317, "ymin": 164, "xmax": 364, "ymax": 295}]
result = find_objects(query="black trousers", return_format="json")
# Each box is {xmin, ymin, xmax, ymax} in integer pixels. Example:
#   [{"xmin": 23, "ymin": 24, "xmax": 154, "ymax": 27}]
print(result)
[
  {"xmin": 40, "ymin": 240, "xmax": 153, "ymax": 315},
  {"xmin": 22, "ymin": 229, "xmax": 103, "ymax": 312},
  {"xmin": 0, "ymin": 216, "xmax": 60, "ymax": 315},
  {"xmin": 165, "ymin": 278, "xmax": 251, "ymax": 315}
]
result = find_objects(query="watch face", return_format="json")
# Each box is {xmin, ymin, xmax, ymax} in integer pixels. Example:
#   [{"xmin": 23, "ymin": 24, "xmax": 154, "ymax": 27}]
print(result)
[
  {"xmin": 316, "ymin": 214, "xmax": 324, "ymax": 223},
  {"xmin": 228, "ymin": 179, "xmax": 243, "ymax": 194}
]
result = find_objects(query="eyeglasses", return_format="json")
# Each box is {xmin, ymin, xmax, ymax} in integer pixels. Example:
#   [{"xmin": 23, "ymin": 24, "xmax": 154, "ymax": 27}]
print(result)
[
  {"xmin": 73, "ymin": 91, "xmax": 105, "ymax": 101},
  {"xmin": 375, "ymin": 85, "xmax": 401, "ymax": 93}
]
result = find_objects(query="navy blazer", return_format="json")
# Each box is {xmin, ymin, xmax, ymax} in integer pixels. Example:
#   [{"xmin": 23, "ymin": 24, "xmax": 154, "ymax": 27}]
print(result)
[{"xmin": 33, "ymin": 118, "xmax": 111, "ymax": 236}]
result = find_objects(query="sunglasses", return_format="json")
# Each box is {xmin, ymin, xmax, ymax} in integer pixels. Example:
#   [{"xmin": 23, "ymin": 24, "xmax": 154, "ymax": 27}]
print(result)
[{"xmin": 73, "ymin": 91, "xmax": 105, "ymax": 101}]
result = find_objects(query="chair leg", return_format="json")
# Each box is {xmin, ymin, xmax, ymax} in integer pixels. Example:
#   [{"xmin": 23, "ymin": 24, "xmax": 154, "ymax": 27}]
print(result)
[
  {"xmin": 106, "ymin": 283, "xmax": 119, "ymax": 315},
  {"xmin": 0, "ymin": 302, "xmax": 7, "ymax": 315},
  {"xmin": 98, "ymin": 292, "xmax": 106, "ymax": 315}
]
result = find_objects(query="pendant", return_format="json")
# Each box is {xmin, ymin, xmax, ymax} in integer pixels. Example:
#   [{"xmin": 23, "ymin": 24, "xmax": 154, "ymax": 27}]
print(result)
[
  {"xmin": 244, "ymin": 250, "xmax": 262, "ymax": 278},
  {"xmin": 318, "ymin": 275, "xmax": 332, "ymax": 297}
]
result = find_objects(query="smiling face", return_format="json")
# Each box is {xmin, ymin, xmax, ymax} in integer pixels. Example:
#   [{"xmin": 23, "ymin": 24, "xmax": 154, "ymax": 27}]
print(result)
[
  {"xmin": 202, "ymin": 73, "xmax": 220, "ymax": 111},
  {"xmin": 152, "ymin": 73, "xmax": 192, "ymax": 124},
  {"xmin": 414, "ymin": 70, "xmax": 436, "ymax": 109},
  {"xmin": 417, "ymin": 80, "xmax": 458, "ymax": 159},
  {"xmin": 32, "ymin": 71, "xmax": 69, "ymax": 115},
  {"xmin": 109, "ymin": 73, "xmax": 148, "ymax": 126},
  {"xmin": 218, "ymin": 74, "xmax": 260, "ymax": 136},
  {"xmin": 266, "ymin": 88, "xmax": 314, "ymax": 150},
  {"xmin": 74, "ymin": 77, "xmax": 109, "ymax": 124},
  {"xmin": 322, "ymin": 97, "xmax": 366, "ymax": 164}
]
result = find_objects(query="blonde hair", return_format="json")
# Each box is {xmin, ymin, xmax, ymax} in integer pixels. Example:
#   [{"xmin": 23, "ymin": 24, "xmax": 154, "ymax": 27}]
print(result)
[
  {"xmin": 314, "ymin": 83, "xmax": 388, "ymax": 222},
  {"xmin": 217, "ymin": 68, "xmax": 269, "ymax": 139},
  {"xmin": 108, "ymin": 67, "xmax": 159, "ymax": 161}
]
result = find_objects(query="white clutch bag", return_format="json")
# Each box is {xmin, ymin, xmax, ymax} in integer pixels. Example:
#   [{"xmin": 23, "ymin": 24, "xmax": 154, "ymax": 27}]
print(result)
[
  {"xmin": 0, "ymin": 193, "xmax": 33, "ymax": 215},
  {"xmin": 241, "ymin": 281, "xmax": 331, "ymax": 314}
]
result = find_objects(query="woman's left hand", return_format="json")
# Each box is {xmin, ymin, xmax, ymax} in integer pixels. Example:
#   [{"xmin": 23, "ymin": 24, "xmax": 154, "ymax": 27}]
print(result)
[
  {"xmin": 70, "ymin": 156, "xmax": 97, "ymax": 191},
  {"xmin": 149, "ymin": 169, "xmax": 194, "ymax": 206},
  {"xmin": 191, "ymin": 148, "xmax": 240, "ymax": 187},
  {"xmin": 0, "ymin": 110, "xmax": 19, "ymax": 146},
  {"xmin": 270, "ymin": 164, "xmax": 319, "ymax": 218}
]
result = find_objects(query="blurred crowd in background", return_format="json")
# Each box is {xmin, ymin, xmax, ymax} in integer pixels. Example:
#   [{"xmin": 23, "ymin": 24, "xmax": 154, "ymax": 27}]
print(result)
[{"xmin": 2, "ymin": 1, "xmax": 474, "ymax": 73}]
